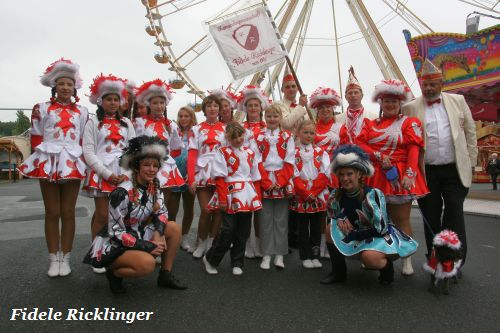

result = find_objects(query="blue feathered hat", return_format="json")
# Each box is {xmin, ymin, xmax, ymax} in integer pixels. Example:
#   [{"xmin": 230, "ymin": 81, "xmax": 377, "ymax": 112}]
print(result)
[{"xmin": 331, "ymin": 144, "xmax": 374, "ymax": 176}]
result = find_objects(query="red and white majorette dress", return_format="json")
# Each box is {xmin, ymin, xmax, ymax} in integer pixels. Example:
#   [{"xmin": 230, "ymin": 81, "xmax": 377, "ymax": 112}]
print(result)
[
  {"xmin": 315, "ymin": 118, "xmax": 342, "ymax": 188},
  {"xmin": 357, "ymin": 115, "xmax": 429, "ymax": 204},
  {"xmin": 18, "ymin": 101, "xmax": 89, "ymax": 182},
  {"xmin": 243, "ymin": 120, "xmax": 267, "ymax": 139},
  {"xmin": 207, "ymin": 146, "xmax": 262, "ymax": 214},
  {"xmin": 290, "ymin": 144, "xmax": 330, "ymax": 213},
  {"xmin": 134, "ymin": 115, "xmax": 185, "ymax": 188},
  {"xmin": 339, "ymin": 106, "xmax": 374, "ymax": 145},
  {"xmin": 187, "ymin": 121, "xmax": 226, "ymax": 187},
  {"xmin": 255, "ymin": 128, "xmax": 295, "ymax": 199},
  {"xmin": 81, "ymin": 116, "xmax": 135, "ymax": 197}
]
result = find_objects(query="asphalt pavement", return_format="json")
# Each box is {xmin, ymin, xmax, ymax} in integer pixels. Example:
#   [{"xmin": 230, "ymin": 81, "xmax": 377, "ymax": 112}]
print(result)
[{"xmin": 1, "ymin": 180, "xmax": 499, "ymax": 332}]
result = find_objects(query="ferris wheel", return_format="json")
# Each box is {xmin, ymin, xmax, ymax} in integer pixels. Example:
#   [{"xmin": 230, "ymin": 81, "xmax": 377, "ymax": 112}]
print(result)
[{"xmin": 139, "ymin": 0, "xmax": 499, "ymax": 105}]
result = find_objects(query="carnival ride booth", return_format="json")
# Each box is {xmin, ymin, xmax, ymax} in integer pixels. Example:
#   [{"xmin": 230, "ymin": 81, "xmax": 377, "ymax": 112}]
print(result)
[
  {"xmin": 0, "ymin": 135, "xmax": 30, "ymax": 180},
  {"xmin": 404, "ymin": 24, "xmax": 500, "ymax": 183}
]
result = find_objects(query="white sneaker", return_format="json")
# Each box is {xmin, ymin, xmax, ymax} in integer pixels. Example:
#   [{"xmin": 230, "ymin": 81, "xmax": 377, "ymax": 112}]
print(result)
[
  {"xmin": 203, "ymin": 256, "xmax": 218, "ymax": 275},
  {"xmin": 47, "ymin": 253, "xmax": 59, "ymax": 277},
  {"xmin": 312, "ymin": 259, "xmax": 323, "ymax": 268},
  {"xmin": 232, "ymin": 267, "xmax": 243, "ymax": 276},
  {"xmin": 92, "ymin": 266, "xmax": 106, "ymax": 274},
  {"xmin": 59, "ymin": 252, "xmax": 71, "ymax": 276},
  {"xmin": 260, "ymin": 255, "xmax": 271, "ymax": 270},
  {"xmin": 193, "ymin": 238, "xmax": 208, "ymax": 259},
  {"xmin": 244, "ymin": 239, "xmax": 255, "ymax": 259},
  {"xmin": 274, "ymin": 255, "xmax": 285, "ymax": 269},
  {"xmin": 254, "ymin": 237, "xmax": 262, "ymax": 258},
  {"xmin": 302, "ymin": 259, "xmax": 314, "ymax": 269},
  {"xmin": 401, "ymin": 256, "xmax": 414, "ymax": 276},
  {"xmin": 180, "ymin": 235, "xmax": 191, "ymax": 251}
]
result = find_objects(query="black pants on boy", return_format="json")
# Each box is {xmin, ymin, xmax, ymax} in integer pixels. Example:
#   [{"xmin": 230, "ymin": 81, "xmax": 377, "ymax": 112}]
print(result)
[
  {"xmin": 205, "ymin": 212, "xmax": 252, "ymax": 268},
  {"xmin": 297, "ymin": 212, "xmax": 322, "ymax": 260}
]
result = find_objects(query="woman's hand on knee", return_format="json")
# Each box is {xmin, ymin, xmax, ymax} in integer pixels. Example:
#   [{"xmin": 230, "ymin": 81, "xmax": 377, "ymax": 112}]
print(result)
[{"xmin": 151, "ymin": 240, "xmax": 166, "ymax": 256}]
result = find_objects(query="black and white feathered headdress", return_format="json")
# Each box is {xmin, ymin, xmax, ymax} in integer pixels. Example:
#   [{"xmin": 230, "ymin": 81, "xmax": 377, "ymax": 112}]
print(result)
[
  {"xmin": 120, "ymin": 136, "xmax": 168, "ymax": 171},
  {"xmin": 331, "ymin": 144, "xmax": 374, "ymax": 176}
]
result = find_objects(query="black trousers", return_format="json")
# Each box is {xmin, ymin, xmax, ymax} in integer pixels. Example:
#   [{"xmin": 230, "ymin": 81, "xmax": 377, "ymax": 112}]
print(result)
[
  {"xmin": 489, "ymin": 172, "xmax": 499, "ymax": 190},
  {"xmin": 205, "ymin": 212, "xmax": 252, "ymax": 268},
  {"xmin": 417, "ymin": 164, "xmax": 469, "ymax": 264},
  {"xmin": 288, "ymin": 210, "xmax": 299, "ymax": 248},
  {"xmin": 297, "ymin": 212, "xmax": 322, "ymax": 260}
]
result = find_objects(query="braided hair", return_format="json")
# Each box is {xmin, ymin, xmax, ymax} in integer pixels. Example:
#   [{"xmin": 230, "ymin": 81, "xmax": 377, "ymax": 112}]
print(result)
[
  {"xmin": 50, "ymin": 87, "xmax": 79, "ymax": 105},
  {"xmin": 96, "ymin": 94, "xmax": 128, "ymax": 129}
]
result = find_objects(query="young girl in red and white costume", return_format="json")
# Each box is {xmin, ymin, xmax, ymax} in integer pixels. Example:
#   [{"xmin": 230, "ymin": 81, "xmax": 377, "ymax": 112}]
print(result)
[
  {"xmin": 82, "ymin": 75, "xmax": 135, "ymax": 272},
  {"xmin": 187, "ymin": 95, "xmax": 226, "ymax": 258},
  {"xmin": 256, "ymin": 104, "xmax": 295, "ymax": 270},
  {"xmin": 237, "ymin": 86, "xmax": 269, "ymax": 259},
  {"xmin": 210, "ymin": 88, "xmax": 238, "ymax": 124},
  {"xmin": 134, "ymin": 80, "xmax": 185, "ymax": 197},
  {"xmin": 310, "ymin": 86, "xmax": 342, "ymax": 258},
  {"xmin": 18, "ymin": 58, "xmax": 89, "ymax": 277},
  {"xmin": 292, "ymin": 120, "xmax": 330, "ymax": 269},
  {"xmin": 357, "ymin": 79, "xmax": 429, "ymax": 276},
  {"xmin": 203, "ymin": 122, "xmax": 262, "ymax": 276}
]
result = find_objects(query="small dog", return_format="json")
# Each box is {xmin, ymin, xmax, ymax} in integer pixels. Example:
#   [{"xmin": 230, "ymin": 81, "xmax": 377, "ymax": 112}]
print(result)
[{"xmin": 423, "ymin": 230, "xmax": 463, "ymax": 295}]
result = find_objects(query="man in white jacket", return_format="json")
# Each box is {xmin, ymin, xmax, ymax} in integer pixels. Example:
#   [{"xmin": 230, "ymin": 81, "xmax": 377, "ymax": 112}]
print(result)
[{"xmin": 402, "ymin": 59, "xmax": 478, "ymax": 267}]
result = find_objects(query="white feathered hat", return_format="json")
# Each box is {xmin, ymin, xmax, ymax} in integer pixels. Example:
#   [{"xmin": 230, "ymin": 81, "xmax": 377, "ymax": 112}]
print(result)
[
  {"xmin": 120, "ymin": 136, "xmax": 169, "ymax": 171},
  {"xmin": 309, "ymin": 86, "xmax": 342, "ymax": 109},
  {"xmin": 40, "ymin": 58, "xmax": 83, "ymax": 89},
  {"xmin": 331, "ymin": 144, "xmax": 374, "ymax": 176},
  {"xmin": 372, "ymin": 79, "xmax": 411, "ymax": 104},
  {"xmin": 89, "ymin": 74, "xmax": 128, "ymax": 106},
  {"xmin": 209, "ymin": 88, "xmax": 238, "ymax": 109},
  {"xmin": 236, "ymin": 85, "xmax": 271, "ymax": 113},
  {"xmin": 433, "ymin": 230, "xmax": 462, "ymax": 250},
  {"xmin": 135, "ymin": 79, "xmax": 174, "ymax": 107}
]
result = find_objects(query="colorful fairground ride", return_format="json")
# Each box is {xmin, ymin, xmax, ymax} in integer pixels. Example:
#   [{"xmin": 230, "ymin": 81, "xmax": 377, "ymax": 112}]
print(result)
[{"xmin": 404, "ymin": 17, "xmax": 499, "ymax": 182}]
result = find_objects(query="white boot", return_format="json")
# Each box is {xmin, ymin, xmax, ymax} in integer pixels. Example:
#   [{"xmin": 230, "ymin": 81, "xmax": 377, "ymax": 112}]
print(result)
[
  {"xmin": 47, "ymin": 253, "xmax": 59, "ymax": 277},
  {"xmin": 193, "ymin": 238, "xmax": 208, "ymax": 259},
  {"xmin": 180, "ymin": 235, "xmax": 191, "ymax": 251},
  {"xmin": 274, "ymin": 255, "xmax": 285, "ymax": 269},
  {"xmin": 203, "ymin": 256, "xmax": 218, "ymax": 275},
  {"xmin": 244, "ymin": 239, "xmax": 255, "ymax": 259},
  {"xmin": 207, "ymin": 237, "xmax": 214, "ymax": 250},
  {"xmin": 260, "ymin": 255, "xmax": 271, "ymax": 270},
  {"xmin": 401, "ymin": 256, "xmax": 414, "ymax": 276},
  {"xmin": 320, "ymin": 234, "xmax": 326, "ymax": 258},
  {"xmin": 59, "ymin": 252, "xmax": 71, "ymax": 276}
]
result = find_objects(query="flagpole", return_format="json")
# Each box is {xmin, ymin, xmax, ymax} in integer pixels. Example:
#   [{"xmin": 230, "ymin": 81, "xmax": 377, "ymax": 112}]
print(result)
[{"xmin": 284, "ymin": 55, "xmax": 315, "ymax": 123}]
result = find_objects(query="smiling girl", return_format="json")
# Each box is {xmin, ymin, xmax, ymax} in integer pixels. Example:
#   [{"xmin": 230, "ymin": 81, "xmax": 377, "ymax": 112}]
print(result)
[{"xmin": 82, "ymin": 74, "xmax": 135, "ymax": 273}]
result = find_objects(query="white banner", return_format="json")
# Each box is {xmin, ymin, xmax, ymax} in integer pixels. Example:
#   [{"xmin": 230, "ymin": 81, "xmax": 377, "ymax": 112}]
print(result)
[{"xmin": 207, "ymin": 5, "xmax": 287, "ymax": 80}]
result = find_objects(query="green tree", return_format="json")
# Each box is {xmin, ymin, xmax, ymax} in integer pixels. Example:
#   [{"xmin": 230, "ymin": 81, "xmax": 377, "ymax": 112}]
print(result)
[
  {"xmin": 14, "ymin": 110, "xmax": 30, "ymax": 135},
  {"xmin": 0, "ymin": 121, "xmax": 15, "ymax": 137}
]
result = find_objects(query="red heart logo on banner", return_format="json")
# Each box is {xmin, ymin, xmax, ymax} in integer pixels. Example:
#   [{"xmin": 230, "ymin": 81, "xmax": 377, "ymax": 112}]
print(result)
[{"xmin": 232, "ymin": 24, "xmax": 259, "ymax": 51}]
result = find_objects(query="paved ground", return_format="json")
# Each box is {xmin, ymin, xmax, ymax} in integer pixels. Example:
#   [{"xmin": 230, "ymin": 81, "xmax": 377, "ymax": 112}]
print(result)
[{"xmin": 1, "ymin": 180, "xmax": 499, "ymax": 332}]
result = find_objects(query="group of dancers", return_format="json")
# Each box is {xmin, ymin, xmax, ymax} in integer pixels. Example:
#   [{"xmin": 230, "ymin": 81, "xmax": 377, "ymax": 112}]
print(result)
[{"xmin": 19, "ymin": 57, "xmax": 434, "ymax": 293}]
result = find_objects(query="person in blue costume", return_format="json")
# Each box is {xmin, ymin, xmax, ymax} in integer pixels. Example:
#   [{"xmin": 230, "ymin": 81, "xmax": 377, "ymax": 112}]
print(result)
[{"xmin": 321, "ymin": 144, "xmax": 418, "ymax": 285}]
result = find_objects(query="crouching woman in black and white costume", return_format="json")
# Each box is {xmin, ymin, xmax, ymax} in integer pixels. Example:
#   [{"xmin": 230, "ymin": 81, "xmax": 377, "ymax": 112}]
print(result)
[{"xmin": 83, "ymin": 136, "xmax": 187, "ymax": 293}]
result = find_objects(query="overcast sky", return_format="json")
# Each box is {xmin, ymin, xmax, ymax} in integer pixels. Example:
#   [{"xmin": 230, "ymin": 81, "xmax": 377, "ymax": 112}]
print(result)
[{"xmin": 0, "ymin": 0, "xmax": 497, "ymax": 122}]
